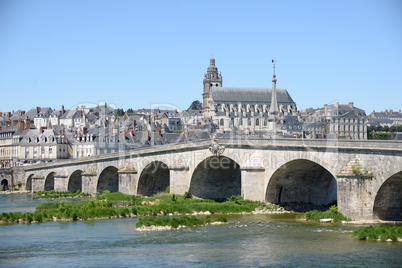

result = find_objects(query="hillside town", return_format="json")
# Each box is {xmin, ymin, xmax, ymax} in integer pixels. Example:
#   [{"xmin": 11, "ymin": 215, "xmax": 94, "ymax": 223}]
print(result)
[{"xmin": 1, "ymin": 59, "xmax": 401, "ymax": 168}]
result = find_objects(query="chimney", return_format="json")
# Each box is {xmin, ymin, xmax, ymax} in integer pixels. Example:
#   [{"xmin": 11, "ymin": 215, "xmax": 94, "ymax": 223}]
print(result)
[
  {"xmin": 133, "ymin": 120, "xmax": 137, "ymax": 130},
  {"xmin": 62, "ymin": 105, "xmax": 65, "ymax": 114},
  {"xmin": 19, "ymin": 120, "xmax": 24, "ymax": 134},
  {"xmin": 25, "ymin": 119, "xmax": 32, "ymax": 130},
  {"xmin": 36, "ymin": 107, "xmax": 41, "ymax": 114},
  {"xmin": 5, "ymin": 112, "xmax": 11, "ymax": 119},
  {"xmin": 348, "ymin": 102, "xmax": 354, "ymax": 108},
  {"xmin": 80, "ymin": 110, "xmax": 83, "ymax": 117},
  {"xmin": 21, "ymin": 110, "xmax": 25, "ymax": 115},
  {"xmin": 12, "ymin": 119, "xmax": 18, "ymax": 127},
  {"xmin": 0, "ymin": 126, "xmax": 2, "ymax": 131},
  {"xmin": 390, "ymin": 109, "xmax": 393, "ymax": 114},
  {"xmin": 40, "ymin": 126, "xmax": 47, "ymax": 134},
  {"xmin": 324, "ymin": 104, "xmax": 328, "ymax": 116},
  {"xmin": 0, "ymin": 112, "xmax": 2, "ymax": 117},
  {"xmin": 334, "ymin": 102, "xmax": 339, "ymax": 108},
  {"xmin": 145, "ymin": 130, "xmax": 150, "ymax": 141},
  {"xmin": 184, "ymin": 131, "xmax": 189, "ymax": 139},
  {"xmin": 83, "ymin": 127, "xmax": 88, "ymax": 135},
  {"xmin": 122, "ymin": 129, "xmax": 126, "ymax": 141}
]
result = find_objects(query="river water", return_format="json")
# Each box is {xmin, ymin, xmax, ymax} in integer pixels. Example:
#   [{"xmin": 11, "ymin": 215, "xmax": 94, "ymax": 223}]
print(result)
[{"xmin": 0, "ymin": 194, "xmax": 401, "ymax": 267}]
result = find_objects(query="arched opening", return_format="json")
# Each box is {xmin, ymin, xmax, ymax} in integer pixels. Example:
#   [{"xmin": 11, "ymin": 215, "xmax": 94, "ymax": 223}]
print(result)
[
  {"xmin": 68, "ymin": 170, "xmax": 83, "ymax": 192},
  {"xmin": 190, "ymin": 156, "xmax": 241, "ymax": 201},
  {"xmin": 138, "ymin": 161, "xmax": 169, "ymax": 196},
  {"xmin": 266, "ymin": 159, "xmax": 337, "ymax": 210},
  {"xmin": 44, "ymin": 172, "xmax": 56, "ymax": 191},
  {"xmin": 26, "ymin": 174, "xmax": 33, "ymax": 191},
  {"xmin": 373, "ymin": 172, "xmax": 402, "ymax": 221},
  {"xmin": 97, "ymin": 166, "xmax": 118, "ymax": 194},
  {"xmin": 1, "ymin": 179, "xmax": 9, "ymax": 191}
]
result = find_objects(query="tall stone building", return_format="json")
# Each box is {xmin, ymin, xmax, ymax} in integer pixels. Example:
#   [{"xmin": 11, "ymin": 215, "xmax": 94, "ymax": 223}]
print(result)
[{"xmin": 202, "ymin": 58, "xmax": 297, "ymax": 132}]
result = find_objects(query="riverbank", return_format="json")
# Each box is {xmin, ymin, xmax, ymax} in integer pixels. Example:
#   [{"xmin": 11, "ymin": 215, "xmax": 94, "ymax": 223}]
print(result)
[
  {"xmin": 0, "ymin": 192, "xmax": 286, "ymax": 224},
  {"xmin": 0, "ymin": 190, "xmax": 31, "ymax": 194},
  {"xmin": 135, "ymin": 215, "xmax": 228, "ymax": 231}
]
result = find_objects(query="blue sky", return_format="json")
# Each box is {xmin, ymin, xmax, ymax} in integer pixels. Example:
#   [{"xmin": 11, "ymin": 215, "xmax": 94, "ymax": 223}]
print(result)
[{"xmin": 1, "ymin": 0, "xmax": 401, "ymax": 113}]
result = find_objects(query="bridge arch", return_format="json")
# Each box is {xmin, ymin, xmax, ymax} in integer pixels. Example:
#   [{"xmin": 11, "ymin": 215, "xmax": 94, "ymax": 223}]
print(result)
[
  {"xmin": 373, "ymin": 171, "xmax": 402, "ymax": 221},
  {"xmin": 1, "ymin": 179, "xmax": 9, "ymax": 191},
  {"xmin": 190, "ymin": 156, "xmax": 241, "ymax": 201},
  {"xmin": 97, "ymin": 166, "xmax": 118, "ymax": 194},
  {"xmin": 266, "ymin": 159, "xmax": 337, "ymax": 208},
  {"xmin": 44, "ymin": 172, "xmax": 56, "ymax": 191},
  {"xmin": 68, "ymin": 170, "xmax": 83, "ymax": 192},
  {"xmin": 138, "ymin": 161, "xmax": 169, "ymax": 196},
  {"xmin": 26, "ymin": 174, "xmax": 34, "ymax": 191}
]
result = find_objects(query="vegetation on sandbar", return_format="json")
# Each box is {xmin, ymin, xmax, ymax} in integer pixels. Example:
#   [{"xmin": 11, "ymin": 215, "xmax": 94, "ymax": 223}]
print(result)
[
  {"xmin": 136, "ymin": 215, "xmax": 227, "ymax": 230},
  {"xmin": 297, "ymin": 205, "xmax": 351, "ymax": 222},
  {"xmin": 33, "ymin": 190, "xmax": 92, "ymax": 199},
  {"xmin": 353, "ymin": 225, "xmax": 402, "ymax": 242},
  {"xmin": 0, "ymin": 191, "xmax": 282, "ymax": 224}
]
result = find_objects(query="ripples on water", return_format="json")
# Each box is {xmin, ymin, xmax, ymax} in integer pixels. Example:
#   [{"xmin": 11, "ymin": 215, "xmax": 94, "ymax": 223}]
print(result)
[{"xmin": 1, "ymin": 195, "xmax": 401, "ymax": 267}]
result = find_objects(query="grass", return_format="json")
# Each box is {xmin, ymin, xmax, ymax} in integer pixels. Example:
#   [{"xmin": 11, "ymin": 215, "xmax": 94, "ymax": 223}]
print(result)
[
  {"xmin": 0, "ymin": 193, "xmax": 281, "ymax": 224},
  {"xmin": 353, "ymin": 225, "xmax": 402, "ymax": 242},
  {"xmin": 136, "ymin": 215, "xmax": 227, "ymax": 229},
  {"xmin": 33, "ymin": 190, "xmax": 92, "ymax": 199},
  {"xmin": 297, "ymin": 205, "xmax": 352, "ymax": 222}
]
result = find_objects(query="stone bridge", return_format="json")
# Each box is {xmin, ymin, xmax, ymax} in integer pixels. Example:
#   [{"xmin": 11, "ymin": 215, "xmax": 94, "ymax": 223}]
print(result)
[{"xmin": 2, "ymin": 138, "xmax": 402, "ymax": 221}]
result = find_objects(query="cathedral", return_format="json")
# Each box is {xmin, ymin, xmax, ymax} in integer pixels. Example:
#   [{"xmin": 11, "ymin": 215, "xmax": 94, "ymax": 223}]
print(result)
[{"xmin": 202, "ymin": 58, "xmax": 297, "ymax": 133}]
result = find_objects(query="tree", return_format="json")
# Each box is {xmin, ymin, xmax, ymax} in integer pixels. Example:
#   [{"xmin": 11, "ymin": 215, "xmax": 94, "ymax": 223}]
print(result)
[
  {"xmin": 188, "ymin": 100, "xmax": 202, "ymax": 110},
  {"xmin": 127, "ymin": 108, "xmax": 134, "ymax": 113},
  {"xmin": 116, "ymin": 108, "xmax": 125, "ymax": 116},
  {"xmin": 374, "ymin": 125, "xmax": 383, "ymax": 132}
]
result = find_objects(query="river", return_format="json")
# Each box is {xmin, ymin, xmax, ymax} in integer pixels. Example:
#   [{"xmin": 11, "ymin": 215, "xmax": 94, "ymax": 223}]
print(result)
[{"xmin": 0, "ymin": 194, "xmax": 401, "ymax": 267}]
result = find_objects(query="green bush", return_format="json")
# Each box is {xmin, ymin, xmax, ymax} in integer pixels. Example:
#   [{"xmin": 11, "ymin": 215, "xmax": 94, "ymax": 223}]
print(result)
[
  {"xmin": 1, "ymin": 193, "xmax": 282, "ymax": 224},
  {"xmin": 299, "ymin": 205, "xmax": 351, "ymax": 222},
  {"xmin": 353, "ymin": 225, "xmax": 402, "ymax": 241}
]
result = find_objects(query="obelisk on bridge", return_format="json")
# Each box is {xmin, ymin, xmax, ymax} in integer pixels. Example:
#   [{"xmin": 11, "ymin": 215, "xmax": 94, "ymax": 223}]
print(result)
[{"xmin": 266, "ymin": 60, "xmax": 283, "ymax": 138}]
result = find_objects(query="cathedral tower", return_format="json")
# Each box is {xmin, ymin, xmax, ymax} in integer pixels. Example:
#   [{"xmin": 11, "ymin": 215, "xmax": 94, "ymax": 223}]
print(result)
[{"xmin": 203, "ymin": 58, "xmax": 222, "ymax": 115}]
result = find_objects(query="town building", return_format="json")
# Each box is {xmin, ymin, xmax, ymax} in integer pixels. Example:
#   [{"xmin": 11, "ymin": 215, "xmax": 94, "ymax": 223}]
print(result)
[{"xmin": 202, "ymin": 58, "xmax": 297, "ymax": 133}]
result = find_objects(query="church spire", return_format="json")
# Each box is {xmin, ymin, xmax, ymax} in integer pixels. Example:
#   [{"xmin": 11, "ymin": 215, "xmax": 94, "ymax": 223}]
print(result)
[
  {"xmin": 269, "ymin": 60, "xmax": 279, "ymax": 115},
  {"xmin": 203, "ymin": 58, "xmax": 222, "ymax": 115}
]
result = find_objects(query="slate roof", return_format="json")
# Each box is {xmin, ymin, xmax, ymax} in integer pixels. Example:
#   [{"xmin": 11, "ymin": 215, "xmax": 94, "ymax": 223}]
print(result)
[
  {"xmin": 60, "ymin": 110, "xmax": 80, "ymax": 119},
  {"xmin": 211, "ymin": 87, "xmax": 295, "ymax": 104}
]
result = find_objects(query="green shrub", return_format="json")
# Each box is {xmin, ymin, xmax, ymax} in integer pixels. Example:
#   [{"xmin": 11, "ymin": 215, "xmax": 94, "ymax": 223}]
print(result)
[
  {"xmin": 136, "ymin": 215, "xmax": 227, "ymax": 229},
  {"xmin": 26, "ymin": 213, "xmax": 33, "ymax": 223},
  {"xmin": 353, "ymin": 225, "xmax": 402, "ymax": 241},
  {"xmin": 300, "ymin": 205, "xmax": 351, "ymax": 222},
  {"xmin": 184, "ymin": 191, "xmax": 192, "ymax": 199},
  {"xmin": 216, "ymin": 216, "xmax": 228, "ymax": 223}
]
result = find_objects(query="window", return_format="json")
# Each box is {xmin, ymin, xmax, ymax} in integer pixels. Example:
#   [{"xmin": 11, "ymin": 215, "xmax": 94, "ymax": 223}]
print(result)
[{"xmin": 256, "ymin": 118, "xmax": 260, "ymax": 126}]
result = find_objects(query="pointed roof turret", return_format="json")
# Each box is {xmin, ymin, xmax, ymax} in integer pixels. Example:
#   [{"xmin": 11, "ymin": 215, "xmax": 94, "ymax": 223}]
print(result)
[{"xmin": 269, "ymin": 60, "xmax": 279, "ymax": 115}]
